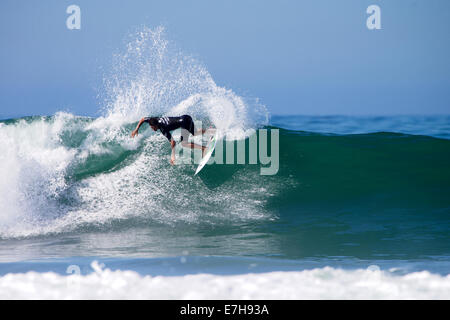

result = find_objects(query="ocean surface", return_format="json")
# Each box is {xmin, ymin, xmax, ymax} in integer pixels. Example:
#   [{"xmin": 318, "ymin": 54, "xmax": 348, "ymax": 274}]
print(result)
[
  {"xmin": 0, "ymin": 114, "xmax": 449, "ymax": 299},
  {"xmin": 0, "ymin": 27, "xmax": 449, "ymax": 299}
]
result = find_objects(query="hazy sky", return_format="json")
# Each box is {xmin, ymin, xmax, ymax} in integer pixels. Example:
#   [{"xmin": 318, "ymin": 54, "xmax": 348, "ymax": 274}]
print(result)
[{"xmin": 1, "ymin": 0, "xmax": 449, "ymax": 118}]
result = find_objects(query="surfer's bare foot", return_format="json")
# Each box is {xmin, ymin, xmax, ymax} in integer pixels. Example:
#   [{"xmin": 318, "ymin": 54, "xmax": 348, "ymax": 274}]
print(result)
[{"xmin": 202, "ymin": 146, "xmax": 206, "ymax": 157}]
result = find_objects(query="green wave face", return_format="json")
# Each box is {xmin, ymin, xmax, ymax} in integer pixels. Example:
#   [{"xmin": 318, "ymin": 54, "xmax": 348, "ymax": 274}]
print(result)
[{"xmin": 274, "ymin": 129, "xmax": 450, "ymax": 208}]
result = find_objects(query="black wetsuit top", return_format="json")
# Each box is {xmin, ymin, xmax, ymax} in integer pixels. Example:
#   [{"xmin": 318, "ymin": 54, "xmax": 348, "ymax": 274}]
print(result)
[{"xmin": 143, "ymin": 115, "xmax": 195, "ymax": 142}]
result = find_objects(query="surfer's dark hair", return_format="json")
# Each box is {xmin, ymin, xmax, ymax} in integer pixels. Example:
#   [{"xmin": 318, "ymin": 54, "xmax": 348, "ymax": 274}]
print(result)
[{"xmin": 147, "ymin": 117, "xmax": 159, "ymax": 127}]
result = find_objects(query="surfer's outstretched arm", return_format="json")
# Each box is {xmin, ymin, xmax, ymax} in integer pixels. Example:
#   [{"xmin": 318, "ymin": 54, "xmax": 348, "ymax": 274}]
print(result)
[{"xmin": 131, "ymin": 118, "xmax": 146, "ymax": 138}]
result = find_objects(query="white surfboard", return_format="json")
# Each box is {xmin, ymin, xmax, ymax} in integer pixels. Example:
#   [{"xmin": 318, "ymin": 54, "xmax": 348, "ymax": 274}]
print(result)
[{"xmin": 194, "ymin": 131, "xmax": 219, "ymax": 175}]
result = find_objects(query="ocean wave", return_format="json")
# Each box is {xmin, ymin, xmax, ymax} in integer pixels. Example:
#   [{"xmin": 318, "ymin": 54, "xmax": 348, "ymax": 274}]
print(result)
[
  {"xmin": 0, "ymin": 261, "xmax": 449, "ymax": 299},
  {"xmin": 0, "ymin": 114, "xmax": 276, "ymax": 238},
  {"xmin": 0, "ymin": 113, "xmax": 449, "ymax": 240}
]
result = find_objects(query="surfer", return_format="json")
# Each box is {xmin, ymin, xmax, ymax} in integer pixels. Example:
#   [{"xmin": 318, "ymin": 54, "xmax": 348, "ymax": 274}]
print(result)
[{"xmin": 131, "ymin": 115, "xmax": 207, "ymax": 165}]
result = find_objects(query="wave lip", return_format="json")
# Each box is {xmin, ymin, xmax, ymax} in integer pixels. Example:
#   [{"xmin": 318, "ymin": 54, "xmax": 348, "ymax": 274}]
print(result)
[{"xmin": 0, "ymin": 261, "xmax": 449, "ymax": 299}]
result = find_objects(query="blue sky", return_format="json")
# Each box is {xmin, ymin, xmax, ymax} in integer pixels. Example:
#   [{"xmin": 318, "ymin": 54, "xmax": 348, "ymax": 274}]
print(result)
[{"xmin": 1, "ymin": 0, "xmax": 449, "ymax": 118}]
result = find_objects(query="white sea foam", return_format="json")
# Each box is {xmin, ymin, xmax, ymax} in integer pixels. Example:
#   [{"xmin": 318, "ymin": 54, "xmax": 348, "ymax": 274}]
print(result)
[
  {"xmin": 0, "ymin": 114, "xmax": 76, "ymax": 228},
  {"xmin": 0, "ymin": 262, "xmax": 449, "ymax": 299}
]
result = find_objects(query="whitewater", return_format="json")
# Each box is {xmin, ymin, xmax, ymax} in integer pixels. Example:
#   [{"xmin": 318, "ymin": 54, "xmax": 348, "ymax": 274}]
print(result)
[
  {"xmin": 1, "ymin": 261, "xmax": 449, "ymax": 299},
  {"xmin": 1, "ymin": 26, "xmax": 449, "ymax": 299}
]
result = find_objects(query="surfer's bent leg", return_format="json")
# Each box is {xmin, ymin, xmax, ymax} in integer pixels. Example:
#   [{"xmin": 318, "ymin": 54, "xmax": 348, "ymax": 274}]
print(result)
[
  {"xmin": 178, "ymin": 115, "xmax": 206, "ymax": 154},
  {"xmin": 180, "ymin": 128, "xmax": 205, "ymax": 150},
  {"xmin": 180, "ymin": 128, "xmax": 206, "ymax": 155}
]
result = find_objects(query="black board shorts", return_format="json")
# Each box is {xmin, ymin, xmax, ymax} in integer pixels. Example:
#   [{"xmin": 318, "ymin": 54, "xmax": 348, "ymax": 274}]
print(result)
[
  {"xmin": 180, "ymin": 115, "xmax": 195, "ymax": 137},
  {"xmin": 144, "ymin": 115, "xmax": 195, "ymax": 142}
]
